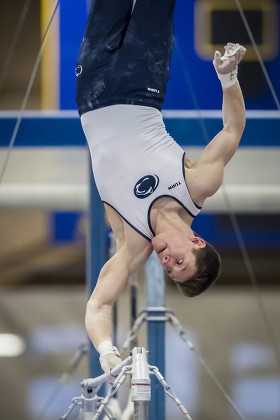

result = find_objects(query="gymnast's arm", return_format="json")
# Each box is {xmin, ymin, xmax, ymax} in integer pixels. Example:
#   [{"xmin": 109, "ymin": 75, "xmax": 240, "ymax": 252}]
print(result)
[
  {"xmin": 85, "ymin": 247, "xmax": 131, "ymax": 347},
  {"xmin": 85, "ymin": 209, "xmax": 152, "ymax": 373},
  {"xmin": 187, "ymin": 45, "xmax": 246, "ymax": 202}
]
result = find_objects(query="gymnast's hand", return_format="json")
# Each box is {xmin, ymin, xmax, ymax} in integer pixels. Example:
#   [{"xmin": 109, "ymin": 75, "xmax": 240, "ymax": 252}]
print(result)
[
  {"xmin": 213, "ymin": 43, "xmax": 246, "ymax": 75},
  {"xmin": 98, "ymin": 340, "xmax": 122, "ymax": 381},
  {"xmin": 213, "ymin": 43, "xmax": 246, "ymax": 89}
]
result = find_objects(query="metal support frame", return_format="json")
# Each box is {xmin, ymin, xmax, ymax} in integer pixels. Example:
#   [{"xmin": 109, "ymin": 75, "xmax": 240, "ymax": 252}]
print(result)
[
  {"xmin": 60, "ymin": 347, "xmax": 192, "ymax": 420},
  {"xmin": 87, "ymin": 161, "xmax": 107, "ymax": 379},
  {"xmin": 86, "ymin": 160, "xmax": 168, "ymax": 419},
  {"xmin": 145, "ymin": 252, "xmax": 166, "ymax": 419}
]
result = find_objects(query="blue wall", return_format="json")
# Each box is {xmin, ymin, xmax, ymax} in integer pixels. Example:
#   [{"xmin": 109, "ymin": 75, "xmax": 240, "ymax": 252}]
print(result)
[
  {"xmin": 58, "ymin": 0, "xmax": 280, "ymax": 111},
  {"xmin": 59, "ymin": 1, "xmax": 88, "ymax": 109},
  {"xmin": 1, "ymin": 113, "xmax": 279, "ymax": 148}
]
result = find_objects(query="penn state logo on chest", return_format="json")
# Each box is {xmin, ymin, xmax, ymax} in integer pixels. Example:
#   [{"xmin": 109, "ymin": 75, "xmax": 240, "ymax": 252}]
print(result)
[{"xmin": 134, "ymin": 175, "xmax": 159, "ymax": 199}]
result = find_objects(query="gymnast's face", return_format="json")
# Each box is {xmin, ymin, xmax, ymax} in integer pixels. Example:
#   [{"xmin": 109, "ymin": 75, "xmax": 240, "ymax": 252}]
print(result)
[{"xmin": 152, "ymin": 232, "xmax": 206, "ymax": 282}]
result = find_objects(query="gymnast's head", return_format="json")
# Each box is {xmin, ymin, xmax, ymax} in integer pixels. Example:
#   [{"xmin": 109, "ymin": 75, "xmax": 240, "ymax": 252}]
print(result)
[{"xmin": 152, "ymin": 230, "xmax": 221, "ymax": 297}]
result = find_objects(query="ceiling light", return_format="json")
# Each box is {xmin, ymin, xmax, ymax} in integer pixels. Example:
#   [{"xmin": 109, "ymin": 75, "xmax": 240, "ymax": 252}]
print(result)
[{"xmin": 0, "ymin": 334, "xmax": 25, "ymax": 357}]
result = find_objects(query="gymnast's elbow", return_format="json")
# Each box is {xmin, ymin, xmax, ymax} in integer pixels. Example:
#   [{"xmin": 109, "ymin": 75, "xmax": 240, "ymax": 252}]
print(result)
[
  {"xmin": 224, "ymin": 113, "xmax": 245, "ymax": 139},
  {"xmin": 85, "ymin": 298, "xmax": 111, "ymax": 328},
  {"xmin": 85, "ymin": 299, "xmax": 96, "ymax": 332},
  {"xmin": 222, "ymin": 118, "xmax": 245, "ymax": 153},
  {"xmin": 236, "ymin": 115, "xmax": 246, "ymax": 138},
  {"xmin": 85, "ymin": 299, "xmax": 113, "ymax": 347}
]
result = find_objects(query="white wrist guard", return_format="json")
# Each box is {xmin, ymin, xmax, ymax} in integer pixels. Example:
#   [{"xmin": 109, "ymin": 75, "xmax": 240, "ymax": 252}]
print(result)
[
  {"xmin": 98, "ymin": 340, "xmax": 120, "ymax": 358},
  {"xmin": 98, "ymin": 341, "xmax": 121, "ymax": 375},
  {"xmin": 217, "ymin": 67, "xmax": 238, "ymax": 89}
]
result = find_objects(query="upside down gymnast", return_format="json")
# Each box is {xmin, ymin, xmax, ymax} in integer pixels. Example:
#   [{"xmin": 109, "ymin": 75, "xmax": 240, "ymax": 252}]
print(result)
[{"xmin": 76, "ymin": 0, "xmax": 246, "ymax": 375}]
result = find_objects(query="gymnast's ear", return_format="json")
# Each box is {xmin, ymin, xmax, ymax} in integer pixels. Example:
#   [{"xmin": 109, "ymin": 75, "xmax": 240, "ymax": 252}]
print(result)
[{"xmin": 191, "ymin": 236, "xmax": 206, "ymax": 248}]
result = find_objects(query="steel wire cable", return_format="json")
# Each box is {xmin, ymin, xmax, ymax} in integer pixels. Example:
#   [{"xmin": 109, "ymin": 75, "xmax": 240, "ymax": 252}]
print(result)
[
  {"xmin": 0, "ymin": 5, "xmax": 61, "ymax": 413},
  {"xmin": 36, "ymin": 343, "xmax": 88, "ymax": 420},
  {"xmin": 174, "ymin": 0, "xmax": 280, "ymax": 369},
  {"xmin": 191, "ymin": 346, "xmax": 247, "ymax": 420},
  {"xmin": 232, "ymin": 0, "xmax": 280, "ymax": 365},
  {"xmin": 234, "ymin": 0, "xmax": 280, "ymax": 111},
  {"xmin": 0, "ymin": 0, "xmax": 61, "ymax": 185},
  {"xmin": 231, "ymin": 8, "xmax": 280, "ymax": 368},
  {"xmin": 223, "ymin": 192, "xmax": 280, "ymax": 369},
  {"xmin": 174, "ymin": 36, "xmax": 280, "ymax": 372},
  {"xmin": 0, "ymin": 0, "xmax": 32, "ymax": 94},
  {"xmin": 167, "ymin": 314, "xmax": 247, "ymax": 419}
]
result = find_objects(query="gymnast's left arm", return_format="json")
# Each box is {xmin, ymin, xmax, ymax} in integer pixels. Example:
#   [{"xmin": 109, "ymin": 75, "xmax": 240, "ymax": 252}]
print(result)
[{"xmin": 188, "ymin": 44, "xmax": 246, "ymax": 200}]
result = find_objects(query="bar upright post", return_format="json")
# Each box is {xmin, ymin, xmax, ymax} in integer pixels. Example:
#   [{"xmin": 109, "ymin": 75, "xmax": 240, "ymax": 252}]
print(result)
[{"xmin": 145, "ymin": 252, "xmax": 166, "ymax": 419}]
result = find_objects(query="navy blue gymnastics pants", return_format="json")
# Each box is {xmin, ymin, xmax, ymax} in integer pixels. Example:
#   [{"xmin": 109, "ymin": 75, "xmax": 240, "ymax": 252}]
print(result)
[{"xmin": 76, "ymin": 0, "xmax": 176, "ymax": 115}]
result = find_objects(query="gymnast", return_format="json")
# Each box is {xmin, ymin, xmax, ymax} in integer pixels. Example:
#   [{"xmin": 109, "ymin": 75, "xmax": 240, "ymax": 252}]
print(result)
[{"xmin": 76, "ymin": 0, "xmax": 246, "ymax": 375}]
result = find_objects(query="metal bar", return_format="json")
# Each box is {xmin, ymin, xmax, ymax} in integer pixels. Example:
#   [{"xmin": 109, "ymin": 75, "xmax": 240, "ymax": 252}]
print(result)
[
  {"xmin": 82, "ymin": 356, "xmax": 132, "ymax": 389},
  {"xmin": 87, "ymin": 159, "xmax": 107, "ymax": 380},
  {"xmin": 130, "ymin": 274, "xmax": 138, "ymax": 349},
  {"xmin": 145, "ymin": 252, "xmax": 166, "ymax": 419},
  {"xmin": 134, "ymin": 402, "xmax": 149, "ymax": 419},
  {"xmin": 131, "ymin": 348, "xmax": 151, "ymax": 420}
]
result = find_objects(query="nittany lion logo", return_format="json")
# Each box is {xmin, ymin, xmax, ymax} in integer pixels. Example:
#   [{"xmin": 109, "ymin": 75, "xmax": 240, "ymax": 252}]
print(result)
[{"xmin": 134, "ymin": 175, "xmax": 159, "ymax": 199}]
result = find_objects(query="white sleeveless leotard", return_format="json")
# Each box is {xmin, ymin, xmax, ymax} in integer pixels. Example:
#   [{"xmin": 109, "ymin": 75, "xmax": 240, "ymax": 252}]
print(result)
[{"xmin": 81, "ymin": 105, "xmax": 201, "ymax": 241}]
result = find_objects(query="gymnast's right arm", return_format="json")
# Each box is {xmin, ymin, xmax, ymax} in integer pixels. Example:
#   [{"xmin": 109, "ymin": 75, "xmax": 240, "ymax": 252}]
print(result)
[
  {"xmin": 85, "ymin": 237, "xmax": 152, "ymax": 374},
  {"xmin": 85, "ymin": 248, "xmax": 129, "ymax": 374}
]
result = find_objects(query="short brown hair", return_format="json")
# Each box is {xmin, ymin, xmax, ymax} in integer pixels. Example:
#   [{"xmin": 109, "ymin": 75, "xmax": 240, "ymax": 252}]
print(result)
[{"xmin": 175, "ymin": 240, "xmax": 221, "ymax": 297}]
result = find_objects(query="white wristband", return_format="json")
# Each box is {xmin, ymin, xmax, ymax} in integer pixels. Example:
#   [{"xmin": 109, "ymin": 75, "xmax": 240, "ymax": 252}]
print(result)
[
  {"xmin": 217, "ymin": 67, "xmax": 238, "ymax": 89},
  {"xmin": 98, "ymin": 340, "xmax": 120, "ymax": 357}
]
